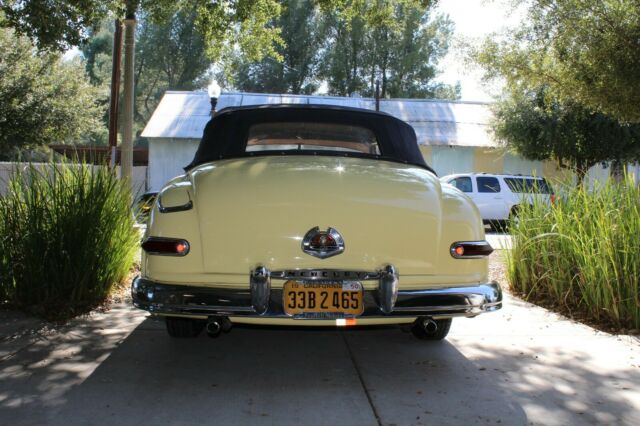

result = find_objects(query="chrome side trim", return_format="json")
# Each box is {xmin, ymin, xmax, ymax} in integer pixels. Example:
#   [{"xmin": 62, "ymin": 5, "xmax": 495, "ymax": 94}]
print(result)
[
  {"xmin": 271, "ymin": 269, "xmax": 380, "ymax": 281},
  {"xmin": 378, "ymin": 265, "xmax": 399, "ymax": 314},
  {"xmin": 250, "ymin": 266, "xmax": 271, "ymax": 315}
]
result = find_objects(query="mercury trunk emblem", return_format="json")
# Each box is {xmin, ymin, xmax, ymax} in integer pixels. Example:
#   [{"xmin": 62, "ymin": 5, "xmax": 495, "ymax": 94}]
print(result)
[{"xmin": 302, "ymin": 227, "xmax": 345, "ymax": 259}]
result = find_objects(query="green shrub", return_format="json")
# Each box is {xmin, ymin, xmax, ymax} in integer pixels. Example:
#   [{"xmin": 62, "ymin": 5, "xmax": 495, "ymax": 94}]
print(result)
[
  {"xmin": 507, "ymin": 177, "xmax": 640, "ymax": 330},
  {"xmin": 0, "ymin": 163, "xmax": 138, "ymax": 320}
]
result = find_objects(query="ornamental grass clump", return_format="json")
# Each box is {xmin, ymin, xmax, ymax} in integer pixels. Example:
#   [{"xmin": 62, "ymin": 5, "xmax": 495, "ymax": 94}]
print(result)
[
  {"xmin": 0, "ymin": 163, "xmax": 138, "ymax": 320},
  {"xmin": 507, "ymin": 177, "xmax": 640, "ymax": 330}
]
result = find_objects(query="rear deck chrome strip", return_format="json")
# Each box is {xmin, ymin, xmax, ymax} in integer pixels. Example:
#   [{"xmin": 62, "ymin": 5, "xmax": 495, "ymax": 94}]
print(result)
[{"xmin": 270, "ymin": 269, "xmax": 381, "ymax": 281}]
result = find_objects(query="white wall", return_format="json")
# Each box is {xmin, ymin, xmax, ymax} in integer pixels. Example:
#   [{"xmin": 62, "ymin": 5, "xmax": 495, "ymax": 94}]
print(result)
[
  {"xmin": 431, "ymin": 146, "xmax": 475, "ymax": 176},
  {"xmin": 628, "ymin": 163, "xmax": 640, "ymax": 185},
  {"xmin": 148, "ymin": 138, "xmax": 199, "ymax": 191},
  {"xmin": 503, "ymin": 153, "xmax": 544, "ymax": 176}
]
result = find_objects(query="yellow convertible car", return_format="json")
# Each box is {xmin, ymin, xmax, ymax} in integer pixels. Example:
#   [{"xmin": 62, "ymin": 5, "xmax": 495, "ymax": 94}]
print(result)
[{"xmin": 132, "ymin": 105, "xmax": 502, "ymax": 340}]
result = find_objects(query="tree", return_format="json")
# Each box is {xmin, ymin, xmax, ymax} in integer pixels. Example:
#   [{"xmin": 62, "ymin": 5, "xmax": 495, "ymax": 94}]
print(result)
[
  {"xmin": 321, "ymin": 8, "xmax": 368, "ymax": 96},
  {"xmin": 219, "ymin": 0, "xmax": 458, "ymax": 99},
  {"xmin": 321, "ymin": 0, "xmax": 458, "ymax": 99},
  {"xmin": 1, "ymin": 0, "xmax": 110, "ymax": 50},
  {"xmin": 2, "ymin": 0, "xmax": 285, "ymax": 182},
  {"xmin": 2, "ymin": 1, "xmax": 438, "ymax": 176},
  {"xmin": 474, "ymin": 0, "xmax": 640, "ymax": 123},
  {"xmin": 220, "ymin": 0, "xmax": 325, "ymax": 94},
  {"xmin": 135, "ymin": 9, "xmax": 211, "ymax": 123},
  {"xmin": 0, "ymin": 26, "xmax": 101, "ymax": 160},
  {"xmin": 81, "ymin": 12, "xmax": 212, "ymax": 143},
  {"xmin": 492, "ymin": 88, "xmax": 640, "ymax": 186},
  {"xmin": 1, "ymin": 1, "xmax": 284, "ymax": 61}
]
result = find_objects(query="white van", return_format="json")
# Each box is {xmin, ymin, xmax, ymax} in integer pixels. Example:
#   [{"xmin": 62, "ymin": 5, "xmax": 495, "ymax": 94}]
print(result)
[{"xmin": 440, "ymin": 173, "xmax": 555, "ymax": 228}]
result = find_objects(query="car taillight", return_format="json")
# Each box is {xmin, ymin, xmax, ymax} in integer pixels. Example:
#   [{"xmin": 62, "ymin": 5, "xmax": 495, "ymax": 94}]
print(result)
[
  {"xmin": 141, "ymin": 237, "xmax": 190, "ymax": 256},
  {"xmin": 450, "ymin": 241, "xmax": 493, "ymax": 259}
]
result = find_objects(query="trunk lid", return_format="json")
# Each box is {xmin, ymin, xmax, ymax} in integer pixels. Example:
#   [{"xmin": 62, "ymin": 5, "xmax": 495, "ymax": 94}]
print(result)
[{"xmin": 189, "ymin": 156, "xmax": 443, "ymax": 275}]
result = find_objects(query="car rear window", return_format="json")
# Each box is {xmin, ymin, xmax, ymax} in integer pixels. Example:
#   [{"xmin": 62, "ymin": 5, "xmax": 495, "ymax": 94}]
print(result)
[
  {"xmin": 477, "ymin": 176, "xmax": 501, "ymax": 193},
  {"xmin": 504, "ymin": 178, "xmax": 552, "ymax": 194},
  {"xmin": 246, "ymin": 122, "xmax": 381, "ymax": 155}
]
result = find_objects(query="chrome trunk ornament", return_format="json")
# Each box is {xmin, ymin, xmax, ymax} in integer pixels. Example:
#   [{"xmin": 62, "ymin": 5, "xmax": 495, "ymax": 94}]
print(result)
[{"xmin": 301, "ymin": 227, "xmax": 345, "ymax": 259}]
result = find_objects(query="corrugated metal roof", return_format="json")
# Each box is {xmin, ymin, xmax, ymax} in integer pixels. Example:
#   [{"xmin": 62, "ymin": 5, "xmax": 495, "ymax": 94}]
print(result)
[
  {"xmin": 141, "ymin": 91, "xmax": 211, "ymax": 139},
  {"xmin": 142, "ymin": 91, "xmax": 495, "ymax": 147}
]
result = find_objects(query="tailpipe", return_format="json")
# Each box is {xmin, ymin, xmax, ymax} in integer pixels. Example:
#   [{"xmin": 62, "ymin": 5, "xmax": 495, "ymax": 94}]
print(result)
[
  {"xmin": 422, "ymin": 318, "xmax": 438, "ymax": 333},
  {"xmin": 206, "ymin": 319, "xmax": 221, "ymax": 337},
  {"xmin": 206, "ymin": 316, "xmax": 232, "ymax": 338}
]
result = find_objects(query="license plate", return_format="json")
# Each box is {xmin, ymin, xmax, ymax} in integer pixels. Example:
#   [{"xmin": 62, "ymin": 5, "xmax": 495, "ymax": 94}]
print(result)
[{"xmin": 283, "ymin": 280, "xmax": 364, "ymax": 316}]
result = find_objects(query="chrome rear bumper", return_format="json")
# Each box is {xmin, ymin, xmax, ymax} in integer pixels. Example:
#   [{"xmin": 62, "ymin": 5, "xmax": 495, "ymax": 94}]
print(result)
[{"xmin": 132, "ymin": 267, "xmax": 502, "ymax": 320}]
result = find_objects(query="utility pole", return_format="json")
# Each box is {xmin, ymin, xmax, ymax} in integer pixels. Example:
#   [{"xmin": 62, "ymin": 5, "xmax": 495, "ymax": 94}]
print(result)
[
  {"xmin": 375, "ymin": 80, "xmax": 381, "ymax": 112},
  {"xmin": 108, "ymin": 20, "xmax": 123, "ymax": 169},
  {"xmin": 121, "ymin": 9, "xmax": 136, "ymax": 184}
]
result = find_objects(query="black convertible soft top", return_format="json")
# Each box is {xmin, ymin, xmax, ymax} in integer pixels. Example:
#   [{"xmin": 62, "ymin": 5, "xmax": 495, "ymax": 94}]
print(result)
[{"xmin": 186, "ymin": 104, "xmax": 434, "ymax": 173}]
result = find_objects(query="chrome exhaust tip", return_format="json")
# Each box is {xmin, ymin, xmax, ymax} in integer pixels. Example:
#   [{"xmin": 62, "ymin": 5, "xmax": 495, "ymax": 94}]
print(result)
[
  {"xmin": 206, "ymin": 320, "xmax": 221, "ymax": 337},
  {"xmin": 206, "ymin": 316, "xmax": 232, "ymax": 337},
  {"xmin": 423, "ymin": 318, "xmax": 438, "ymax": 333}
]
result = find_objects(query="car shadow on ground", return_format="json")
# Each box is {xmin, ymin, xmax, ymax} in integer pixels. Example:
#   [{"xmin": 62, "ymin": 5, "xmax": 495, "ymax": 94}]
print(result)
[{"xmin": 0, "ymin": 311, "xmax": 637, "ymax": 425}]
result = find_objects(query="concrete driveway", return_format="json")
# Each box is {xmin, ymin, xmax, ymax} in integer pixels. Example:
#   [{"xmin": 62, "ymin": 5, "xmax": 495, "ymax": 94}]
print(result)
[
  {"xmin": 486, "ymin": 232, "xmax": 513, "ymax": 250},
  {"xmin": 0, "ymin": 294, "xmax": 638, "ymax": 426}
]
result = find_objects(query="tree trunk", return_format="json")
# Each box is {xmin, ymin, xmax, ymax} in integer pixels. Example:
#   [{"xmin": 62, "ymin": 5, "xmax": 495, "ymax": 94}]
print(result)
[
  {"xmin": 121, "ymin": 16, "xmax": 136, "ymax": 187},
  {"xmin": 107, "ymin": 20, "xmax": 123, "ymax": 169},
  {"xmin": 610, "ymin": 159, "xmax": 624, "ymax": 183},
  {"xmin": 575, "ymin": 161, "xmax": 588, "ymax": 188}
]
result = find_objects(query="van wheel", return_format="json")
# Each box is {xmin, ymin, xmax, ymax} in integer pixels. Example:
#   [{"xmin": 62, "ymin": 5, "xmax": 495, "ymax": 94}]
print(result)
[
  {"xmin": 410, "ymin": 318, "xmax": 452, "ymax": 341},
  {"xmin": 165, "ymin": 317, "xmax": 205, "ymax": 338},
  {"xmin": 486, "ymin": 220, "xmax": 499, "ymax": 232},
  {"xmin": 509, "ymin": 206, "xmax": 521, "ymax": 229}
]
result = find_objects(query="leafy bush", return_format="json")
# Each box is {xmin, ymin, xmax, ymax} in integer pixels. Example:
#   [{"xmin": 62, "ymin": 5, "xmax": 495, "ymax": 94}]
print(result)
[
  {"xmin": 507, "ymin": 178, "xmax": 640, "ymax": 330},
  {"xmin": 0, "ymin": 163, "xmax": 138, "ymax": 320}
]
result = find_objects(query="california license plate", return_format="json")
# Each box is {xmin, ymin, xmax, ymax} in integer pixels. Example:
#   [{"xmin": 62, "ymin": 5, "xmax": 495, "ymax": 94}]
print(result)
[{"xmin": 283, "ymin": 280, "xmax": 364, "ymax": 316}]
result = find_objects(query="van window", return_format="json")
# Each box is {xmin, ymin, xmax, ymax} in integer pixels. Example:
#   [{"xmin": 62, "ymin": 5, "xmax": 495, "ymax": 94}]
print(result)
[
  {"xmin": 477, "ymin": 177, "xmax": 501, "ymax": 193},
  {"xmin": 504, "ymin": 177, "xmax": 552, "ymax": 194},
  {"xmin": 449, "ymin": 177, "xmax": 472, "ymax": 193}
]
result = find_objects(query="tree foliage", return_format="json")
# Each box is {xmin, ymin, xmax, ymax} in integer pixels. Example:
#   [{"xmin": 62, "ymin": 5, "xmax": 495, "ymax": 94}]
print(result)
[
  {"xmin": 219, "ymin": 0, "xmax": 458, "ymax": 99},
  {"xmin": 474, "ymin": 0, "xmax": 640, "ymax": 122},
  {"xmin": 321, "ymin": 0, "xmax": 457, "ymax": 98},
  {"xmin": 81, "ymin": 10, "xmax": 211, "ymax": 144},
  {"xmin": 0, "ymin": 26, "xmax": 101, "ymax": 159},
  {"xmin": 492, "ymin": 88, "xmax": 640, "ymax": 185},
  {"xmin": 134, "ymin": 9, "xmax": 211, "ymax": 124},
  {"xmin": 1, "ymin": 0, "xmax": 284, "ymax": 62},
  {"xmin": 220, "ymin": 0, "xmax": 325, "ymax": 94},
  {"xmin": 0, "ymin": 0, "xmax": 111, "ymax": 50}
]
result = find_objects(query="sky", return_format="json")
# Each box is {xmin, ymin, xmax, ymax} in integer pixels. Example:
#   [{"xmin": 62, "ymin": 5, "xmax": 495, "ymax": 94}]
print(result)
[{"xmin": 433, "ymin": 0, "xmax": 525, "ymax": 102}]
